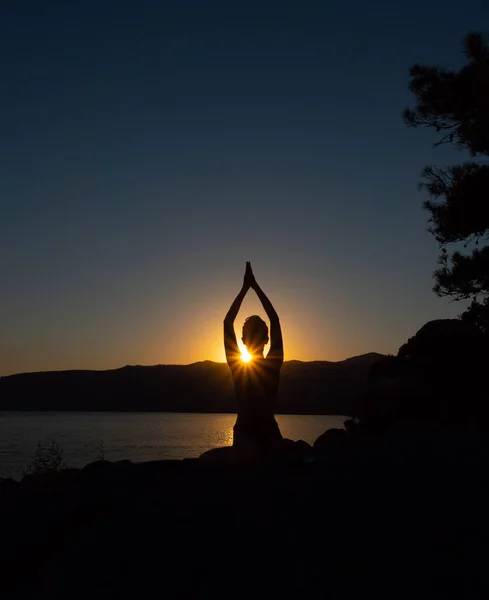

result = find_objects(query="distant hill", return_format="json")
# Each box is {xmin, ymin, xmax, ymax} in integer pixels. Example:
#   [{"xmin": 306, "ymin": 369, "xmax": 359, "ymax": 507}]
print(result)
[{"xmin": 0, "ymin": 353, "xmax": 385, "ymax": 415}]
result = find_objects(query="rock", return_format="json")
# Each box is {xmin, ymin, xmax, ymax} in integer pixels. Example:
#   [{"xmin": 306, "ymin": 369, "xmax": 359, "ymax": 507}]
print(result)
[
  {"xmin": 313, "ymin": 428, "xmax": 348, "ymax": 454},
  {"xmin": 198, "ymin": 439, "xmax": 314, "ymax": 466},
  {"xmin": 277, "ymin": 438, "xmax": 313, "ymax": 462},
  {"xmin": 198, "ymin": 446, "xmax": 239, "ymax": 463},
  {"xmin": 294, "ymin": 439, "xmax": 313, "ymax": 454},
  {"xmin": 0, "ymin": 477, "xmax": 22, "ymax": 509},
  {"xmin": 1, "ymin": 437, "xmax": 488, "ymax": 599},
  {"xmin": 0, "ymin": 476, "xmax": 20, "ymax": 490},
  {"xmin": 364, "ymin": 318, "xmax": 489, "ymax": 426}
]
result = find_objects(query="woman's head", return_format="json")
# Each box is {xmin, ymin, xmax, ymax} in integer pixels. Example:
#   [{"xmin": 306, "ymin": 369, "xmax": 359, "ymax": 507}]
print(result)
[{"xmin": 242, "ymin": 315, "xmax": 269, "ymax": 355}]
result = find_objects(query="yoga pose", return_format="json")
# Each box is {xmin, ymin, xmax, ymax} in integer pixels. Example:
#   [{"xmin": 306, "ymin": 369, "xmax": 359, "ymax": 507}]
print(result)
[{"xmin": 224, "ymin": 262, "xmax": 284, "ymax": 455}]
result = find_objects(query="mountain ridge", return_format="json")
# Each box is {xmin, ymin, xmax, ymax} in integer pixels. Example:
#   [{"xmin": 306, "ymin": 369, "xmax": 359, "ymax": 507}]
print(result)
[
  {"xmin": 0, "ymin": 353, "xmax": 386, "ymax": 415},
  {"xmin": 2, "ymin": 352, "xmax": 386, "ymax": 377}
]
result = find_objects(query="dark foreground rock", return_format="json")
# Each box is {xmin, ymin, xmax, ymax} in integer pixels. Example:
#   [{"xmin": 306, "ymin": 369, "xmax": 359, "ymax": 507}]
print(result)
[
  {"xmin": 313, "ymin": 427, "xmax": 348, "ymax": 453},
  {"xmin": 1, "ymin": 423, "xmax": 488, "ymax": 599}
]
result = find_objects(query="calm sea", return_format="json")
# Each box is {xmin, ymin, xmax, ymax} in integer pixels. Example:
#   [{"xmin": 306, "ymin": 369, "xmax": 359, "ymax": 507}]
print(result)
[{"xmin": 0, "ymin": 412, "xmax": 346, "ymax": 479}]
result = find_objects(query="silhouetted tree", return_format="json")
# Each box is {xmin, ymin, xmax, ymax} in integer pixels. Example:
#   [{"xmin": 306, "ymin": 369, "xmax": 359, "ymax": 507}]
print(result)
[
  {"xmin": 461, "ymin": 296, "xmax": 489, "ymax": 334},
  {"xmin": 404, "ymin": 32, "xmax": 489, "ymax": 329}
]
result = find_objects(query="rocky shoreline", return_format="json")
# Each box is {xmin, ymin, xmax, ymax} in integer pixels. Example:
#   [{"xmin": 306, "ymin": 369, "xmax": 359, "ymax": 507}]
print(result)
[{"xmin": 1, "ymin": 421, "xmax": 488, "ymax": 599}]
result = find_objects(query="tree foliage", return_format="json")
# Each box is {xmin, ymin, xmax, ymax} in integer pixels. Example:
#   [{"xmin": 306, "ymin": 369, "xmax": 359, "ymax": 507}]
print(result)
[
  {"xmin": 461, "ymin": 296, "xmax": 489, "ymax": 334},
  {"xmin": 404, "ymin": 32, "xmax": 489, "ymax": 325}
]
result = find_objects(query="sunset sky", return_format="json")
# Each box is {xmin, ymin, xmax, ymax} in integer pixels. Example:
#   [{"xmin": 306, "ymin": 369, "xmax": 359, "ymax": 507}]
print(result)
[{"xmin": 2, "ymin": 1, "xmax": 487, "ymax": 375}]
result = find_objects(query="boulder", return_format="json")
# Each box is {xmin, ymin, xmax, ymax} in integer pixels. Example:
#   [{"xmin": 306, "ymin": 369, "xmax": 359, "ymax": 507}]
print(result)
[{"xmin": 313, "ymin": 428, "xmax": 348, "ymax": 454}]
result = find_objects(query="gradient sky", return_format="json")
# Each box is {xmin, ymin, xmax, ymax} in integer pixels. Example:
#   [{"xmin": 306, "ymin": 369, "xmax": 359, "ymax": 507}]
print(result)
[{"xmin": 2, "ymin": 1, "xmax": 488, "ymax": 375}]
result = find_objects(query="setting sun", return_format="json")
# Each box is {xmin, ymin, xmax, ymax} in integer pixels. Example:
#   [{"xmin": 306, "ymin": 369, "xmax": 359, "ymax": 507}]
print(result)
[{"xmin": 241, "ymin": 350, "xmax": 252, "ymax": 362}]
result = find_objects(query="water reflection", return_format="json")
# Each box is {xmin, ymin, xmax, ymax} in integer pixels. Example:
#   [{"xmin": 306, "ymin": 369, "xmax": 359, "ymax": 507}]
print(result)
[{"xmin": 0, "ymin": 412, "xmax": 346, "ymax": 478}]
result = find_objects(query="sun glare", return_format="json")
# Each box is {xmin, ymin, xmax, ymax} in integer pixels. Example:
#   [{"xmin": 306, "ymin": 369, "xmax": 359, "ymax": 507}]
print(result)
[{"xmin": 241, "ymin": 350, "xmax": 252, "ymax": 363}]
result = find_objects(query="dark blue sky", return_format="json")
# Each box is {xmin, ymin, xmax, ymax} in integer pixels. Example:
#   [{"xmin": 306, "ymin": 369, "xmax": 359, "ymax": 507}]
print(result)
[{"xmin": 2, "ymin": 1, "xmax": 488, "ymax": 374}]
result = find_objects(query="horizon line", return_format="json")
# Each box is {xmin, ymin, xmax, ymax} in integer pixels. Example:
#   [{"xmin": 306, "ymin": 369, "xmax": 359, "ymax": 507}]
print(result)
[{"xmin": 0, "ymin": 352, "xmax": 387, "ymax": 378}]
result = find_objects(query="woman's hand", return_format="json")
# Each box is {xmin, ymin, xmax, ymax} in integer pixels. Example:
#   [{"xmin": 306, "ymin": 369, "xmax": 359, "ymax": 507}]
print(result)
[{"xmin": 243, "ymin": 261, "xmax": 257, "ymax": 289}]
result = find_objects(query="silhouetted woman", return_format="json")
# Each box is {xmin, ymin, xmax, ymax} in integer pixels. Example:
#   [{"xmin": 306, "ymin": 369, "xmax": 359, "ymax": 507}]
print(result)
[{"xmin": 224, "ymin": 262, "xmax": 284, "ymax": 456}]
